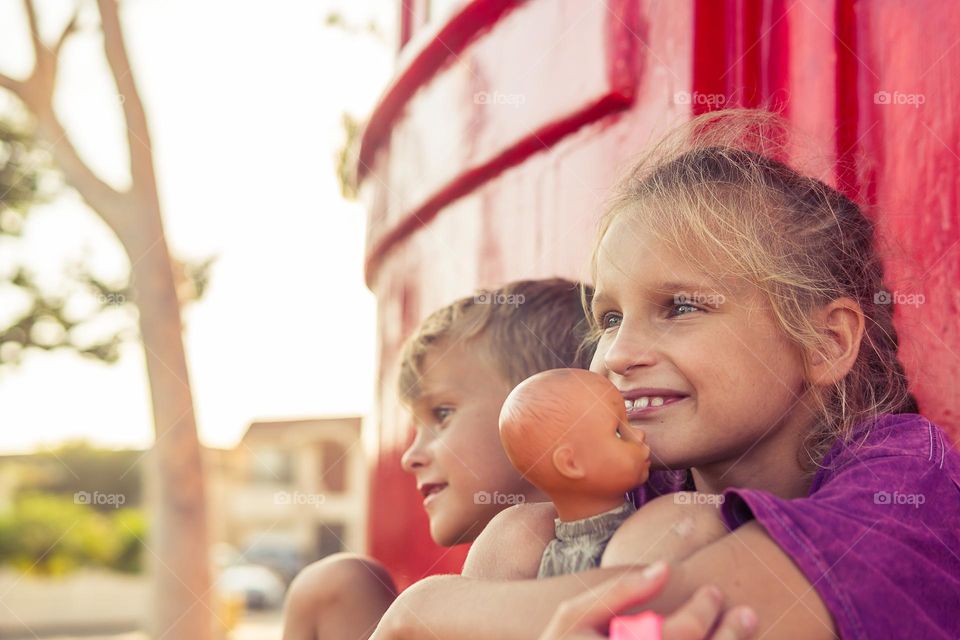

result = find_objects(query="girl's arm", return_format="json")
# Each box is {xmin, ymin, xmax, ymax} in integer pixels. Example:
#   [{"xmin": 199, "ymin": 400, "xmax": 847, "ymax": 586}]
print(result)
[
  {"xmin": 373, "ymin": 566, "xmax": 633, "ymax": 640},
  {"xmin": 374, "ymin": 521, "xmax": 835, "ymax": 640}
]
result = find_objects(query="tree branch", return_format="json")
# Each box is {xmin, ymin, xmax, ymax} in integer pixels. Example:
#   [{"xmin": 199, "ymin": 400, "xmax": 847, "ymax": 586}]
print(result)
[
  {"xmin": 53, "ymin": 11, "xmax": 80, "ymax": 59},
  {"xmin": 6, "ymin": 2, "xmax": 125, "ymax": 236},
  {"xmin": 21, "ymin": 0, "xmax": 46, "ymax": 66},
  {"xmin": 0, "ymin": 72, "xmax": 24, "ymax": 97},
  {"xmin": 97, "ymin": 0, "xmax": 158, "ymax": 200},
  {"xmin": 31, "ymin": 111, "xmax": 127, "ymax": 237}
]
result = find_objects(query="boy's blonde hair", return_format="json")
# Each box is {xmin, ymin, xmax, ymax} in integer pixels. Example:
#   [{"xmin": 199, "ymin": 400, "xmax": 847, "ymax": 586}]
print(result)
[
  {"xmin": 399, "ymin": 278, "xmax": 594, "ymax": 402},
  {"xmin": 589, "ymin": 109, "xmax": 917, "ymax": 467}
]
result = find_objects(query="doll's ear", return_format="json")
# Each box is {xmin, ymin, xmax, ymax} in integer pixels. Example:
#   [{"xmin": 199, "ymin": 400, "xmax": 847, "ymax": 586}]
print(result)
[{"xmin": 552, "ymin": 444, "xmax": 585, "ymax": 480}]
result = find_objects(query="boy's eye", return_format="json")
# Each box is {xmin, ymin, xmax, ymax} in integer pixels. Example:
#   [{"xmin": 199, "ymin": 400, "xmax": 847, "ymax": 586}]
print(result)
[{"xmin": 432, "ymin": 407, "xmax": 454, "ymax": 424}]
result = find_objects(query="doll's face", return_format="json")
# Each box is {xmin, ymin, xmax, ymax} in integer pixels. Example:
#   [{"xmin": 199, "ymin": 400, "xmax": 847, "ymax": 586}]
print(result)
[
  {"xmin": 562, "ymin": 404, "xmax": 651, "ymax": 494},
  {"xmin": 499, "ymin": 369, "xmax": 651, "ymax": 496}
]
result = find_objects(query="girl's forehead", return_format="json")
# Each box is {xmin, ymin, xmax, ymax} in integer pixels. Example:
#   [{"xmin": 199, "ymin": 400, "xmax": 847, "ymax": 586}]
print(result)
[
  {"xmin": 597, "ymin": 224, "xmax": 710, "ymax": 286},
  {"xmin": 594, "ymin": 218, "xmax": 746, "ymax": 301}
]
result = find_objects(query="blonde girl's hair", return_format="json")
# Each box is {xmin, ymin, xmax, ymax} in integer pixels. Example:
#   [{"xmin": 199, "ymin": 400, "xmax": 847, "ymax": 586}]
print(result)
[{"xmin": 587, "ymin": 109, "xmax": 918, "ymax": 468}]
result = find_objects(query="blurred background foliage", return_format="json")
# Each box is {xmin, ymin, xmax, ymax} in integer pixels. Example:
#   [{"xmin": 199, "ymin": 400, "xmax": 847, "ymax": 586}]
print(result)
[
  {"xmin": 0, "ymin": 116, "xmax": 214, "ymax": 368},
  {"xmin": 0, "ymin": 493, "xmax": 146, "ymax": 575},
  {"xmin": 0, "ymin": 441, "xmax": 146, "ymax": 575}
]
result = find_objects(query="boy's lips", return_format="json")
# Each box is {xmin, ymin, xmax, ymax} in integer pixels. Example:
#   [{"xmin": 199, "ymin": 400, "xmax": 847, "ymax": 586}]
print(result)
[{"xmin": 418, "ymin": 482, "xmax": 448, "ymax": 507}]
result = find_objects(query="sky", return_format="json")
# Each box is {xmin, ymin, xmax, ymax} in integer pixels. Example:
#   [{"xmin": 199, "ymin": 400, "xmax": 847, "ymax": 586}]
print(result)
[{"xmin": 0, "ymin": 0, "xmax": 396, "ymax": 452}]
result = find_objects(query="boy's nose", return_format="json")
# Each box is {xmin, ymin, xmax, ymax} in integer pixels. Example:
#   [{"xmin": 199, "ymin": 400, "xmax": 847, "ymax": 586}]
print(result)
[{"xmin": 401, "ymin": 433, "xmax": 431, "ymax": 473}]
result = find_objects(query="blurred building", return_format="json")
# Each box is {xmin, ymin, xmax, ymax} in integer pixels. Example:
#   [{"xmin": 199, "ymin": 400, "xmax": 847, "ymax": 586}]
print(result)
[
  {"xmin": 357, "ymin": 0, "xmax": 960, "ymax": 587},
  {"xmin": 207, "ymin": 416, "xmax": 366, "ymax": 580}
]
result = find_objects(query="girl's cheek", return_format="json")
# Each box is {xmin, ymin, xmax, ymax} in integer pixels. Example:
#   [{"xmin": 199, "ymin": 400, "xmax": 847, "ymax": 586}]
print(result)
[{"xmin": 589, "ymin": 342, "xmax": 608, "ymax": 373}]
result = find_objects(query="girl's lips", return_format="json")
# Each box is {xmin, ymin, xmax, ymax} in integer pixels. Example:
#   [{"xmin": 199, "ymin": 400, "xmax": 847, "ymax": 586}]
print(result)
[{"xmin": 626, "ymin": 395, "xmax": 687, "ymax": 419}]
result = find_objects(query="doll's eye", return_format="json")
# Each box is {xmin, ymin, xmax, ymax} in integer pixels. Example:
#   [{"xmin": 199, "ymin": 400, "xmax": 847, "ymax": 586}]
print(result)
[{"xmin": 433, "ymin": 407, "xmax": 454, "ymax": 424}]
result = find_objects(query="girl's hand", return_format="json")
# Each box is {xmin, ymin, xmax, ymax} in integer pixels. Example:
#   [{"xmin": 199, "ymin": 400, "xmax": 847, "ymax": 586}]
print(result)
[{"xmin": 538, "ymin": 563, "xmax": 758, "ymax": 640}]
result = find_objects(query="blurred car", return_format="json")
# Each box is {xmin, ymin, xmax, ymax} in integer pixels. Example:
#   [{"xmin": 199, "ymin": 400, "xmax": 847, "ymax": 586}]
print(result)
[
  {"xmin": 239, "ymin": 541, "xmax": 305, "ymax": 585},
  {"xmin": 216, "ymin": 563, "xmax": 286, "ymax": 610}
]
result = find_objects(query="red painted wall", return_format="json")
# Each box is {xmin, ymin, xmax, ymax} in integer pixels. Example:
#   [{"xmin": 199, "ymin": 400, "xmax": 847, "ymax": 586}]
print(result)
[{"xmin": 357, "ymin": 0, "xmax": 960, "ymax": 587}]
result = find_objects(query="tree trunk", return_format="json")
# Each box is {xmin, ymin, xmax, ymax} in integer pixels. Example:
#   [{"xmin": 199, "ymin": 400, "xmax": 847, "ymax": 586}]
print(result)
[
  {"xmin": 1, "ymin": 1, "xmax": 216, "ymax": 636},
  {"xmin": 127, "ymin": 200, "xmax": 214, "ymax": 640}
]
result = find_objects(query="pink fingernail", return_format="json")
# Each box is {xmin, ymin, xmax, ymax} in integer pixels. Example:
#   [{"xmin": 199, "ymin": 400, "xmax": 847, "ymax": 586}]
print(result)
[{"xmin": 641, "ymin": 561, "xmax": 666, "ymax": 579}]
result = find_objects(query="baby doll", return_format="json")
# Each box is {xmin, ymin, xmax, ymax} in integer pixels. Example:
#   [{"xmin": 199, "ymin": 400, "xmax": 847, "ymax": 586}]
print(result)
[{"xmin": 499, "ymin": 368, "xmax": 651, "ymax": 577}]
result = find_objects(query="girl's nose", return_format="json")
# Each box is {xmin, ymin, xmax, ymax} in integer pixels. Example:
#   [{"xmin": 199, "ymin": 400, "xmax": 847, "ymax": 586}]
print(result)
[
  {"xmin": 400, "ymin": 430, "xmax": 432, "ymax": 473},
  {"xmin": 600, "ymin": 324, "xmax": 658, "ymax": 376}
]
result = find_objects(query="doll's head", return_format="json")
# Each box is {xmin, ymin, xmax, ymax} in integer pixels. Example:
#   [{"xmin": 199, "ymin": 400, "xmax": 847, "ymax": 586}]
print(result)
[{"xmin": 499, "ymin": 369, "xmax": 650, "ymax": 517}]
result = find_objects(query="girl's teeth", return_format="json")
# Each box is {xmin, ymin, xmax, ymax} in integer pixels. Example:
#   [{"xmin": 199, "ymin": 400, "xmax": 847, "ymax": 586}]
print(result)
[{"xmin": 625, "ymin": 396, "xmax": 669, "ymax": 411}]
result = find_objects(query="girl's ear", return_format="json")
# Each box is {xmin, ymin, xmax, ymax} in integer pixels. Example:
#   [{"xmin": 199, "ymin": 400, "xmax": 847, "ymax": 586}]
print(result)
[
  {"xmin": 552, "ymin": 444, "xmax": 585, "ymax": 480},
  {"xmin": 807, "ymin": 297, "xmax": 865, "ymax": 386}
]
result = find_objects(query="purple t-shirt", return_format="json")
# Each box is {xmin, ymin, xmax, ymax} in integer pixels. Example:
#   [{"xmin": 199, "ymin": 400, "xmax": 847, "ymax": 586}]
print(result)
[{"xmin": 636, "ymin": 413, "xmax": 960, "ymax": 640}]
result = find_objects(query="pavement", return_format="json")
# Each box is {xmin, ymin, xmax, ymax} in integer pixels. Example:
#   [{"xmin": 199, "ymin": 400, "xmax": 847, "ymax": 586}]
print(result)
[{"xmin": 18, "ymin": 611, "xmax": 282, "ymax": 640}]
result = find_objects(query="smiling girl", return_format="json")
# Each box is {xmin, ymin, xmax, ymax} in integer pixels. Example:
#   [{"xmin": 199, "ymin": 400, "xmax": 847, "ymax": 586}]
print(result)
[{"xmin": 374, "ymin": 110, "xmax": 960, "ymax": 640}]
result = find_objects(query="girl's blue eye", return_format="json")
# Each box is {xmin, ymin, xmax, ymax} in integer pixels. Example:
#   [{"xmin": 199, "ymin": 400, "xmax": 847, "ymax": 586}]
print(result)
[
  {"xmin": 669, "ymin": 303, "xmax": 702, "ymax": 317},
  {"xmin": 599, "ymin": 311, "xmax": 622, "ymax": 329}
]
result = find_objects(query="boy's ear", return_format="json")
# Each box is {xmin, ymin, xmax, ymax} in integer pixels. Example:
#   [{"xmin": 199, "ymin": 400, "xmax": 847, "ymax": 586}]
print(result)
[
  {"xmin": 807, "ymin": 297, "xmax": 865, "ymax": 386},
  {"xmin": 552, "ymin": 444, "xmax": 585, "ymax": 480}
]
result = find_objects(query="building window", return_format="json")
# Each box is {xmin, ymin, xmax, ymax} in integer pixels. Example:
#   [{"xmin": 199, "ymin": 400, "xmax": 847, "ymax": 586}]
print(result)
[
  {"xmin": 251, "ymin": 448, "xmax": 294, "ymax": 484},
  {"xmin": 319, "ymin": 441, "xmax": 348, "ymax": 493},
  {"xmin": 315, "ymin": 522, "xmax": 346, "ymax": 560}
]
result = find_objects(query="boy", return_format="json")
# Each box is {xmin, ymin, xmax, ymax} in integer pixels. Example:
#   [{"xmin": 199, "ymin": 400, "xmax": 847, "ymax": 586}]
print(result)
[{"xmin": 281, "ymin": 278, "xmax": 594, "ymax": 640}]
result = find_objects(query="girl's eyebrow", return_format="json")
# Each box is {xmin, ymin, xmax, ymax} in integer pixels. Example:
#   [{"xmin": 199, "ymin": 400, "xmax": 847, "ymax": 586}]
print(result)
[
  {"xmin": 591, "ymin": 290, "xmax": 614, "ymax": 309},
  {"xmin": 593, "ymin": 280, "xmax": 720, "ymax": 306},
  {"xmin": 652, "ymin": 280, "xmax": 721, "ymax": 293}
]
